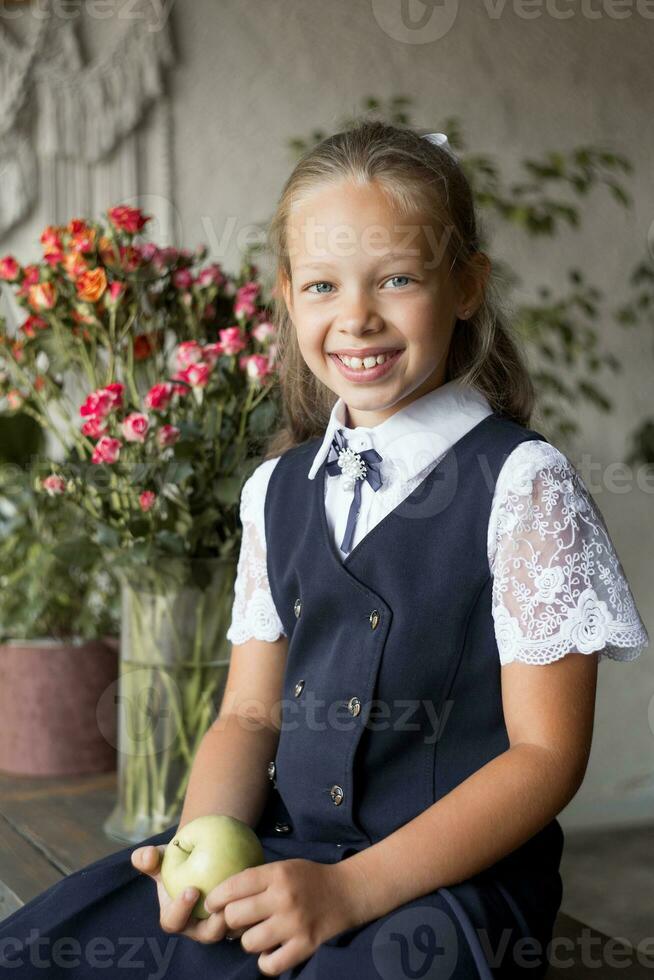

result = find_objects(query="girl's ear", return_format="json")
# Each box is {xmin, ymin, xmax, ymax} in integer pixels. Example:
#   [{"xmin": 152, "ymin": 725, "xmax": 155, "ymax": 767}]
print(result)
[{"xmin": 457, "ymin": 251, "xmax": 491, "ymax": 319}]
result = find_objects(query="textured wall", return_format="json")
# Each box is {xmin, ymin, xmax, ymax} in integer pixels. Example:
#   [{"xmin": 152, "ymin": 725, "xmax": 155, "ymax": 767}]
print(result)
[{"xmin": 1, "ymin": 0, "xmax": 653, "ymax": 830}]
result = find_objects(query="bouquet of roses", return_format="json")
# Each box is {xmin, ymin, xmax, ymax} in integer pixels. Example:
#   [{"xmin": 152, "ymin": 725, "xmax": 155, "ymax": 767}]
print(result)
[{"xmin": 0, "ymin": 205, "xmax": 279, "ymax": 579}]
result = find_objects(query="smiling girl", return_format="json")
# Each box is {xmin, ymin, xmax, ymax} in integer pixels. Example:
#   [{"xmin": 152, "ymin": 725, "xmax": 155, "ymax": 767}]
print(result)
[{"xmin": 1, "ymin": 121, "xmax": 648, "ymax": 980}]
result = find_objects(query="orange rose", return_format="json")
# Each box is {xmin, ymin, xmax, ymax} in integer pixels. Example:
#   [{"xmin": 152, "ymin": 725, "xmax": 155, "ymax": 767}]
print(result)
[
  {"xmin": 63, "ymin": 252, "xmax": 89, "ymax": 279},
  {"xmin": 76, "ymin": 267, "xmax": 107, "ymax": 303},
  {"xmin": 28, "ymin": 281, "xmax": 57, "ymax": 311},
  {"xmin": 99, "ymin": 236, "xmax": 119, "ymax": 265},
  {"xmin": 40, "ymin": 225, "xmax": 63, "ymax": 256}
]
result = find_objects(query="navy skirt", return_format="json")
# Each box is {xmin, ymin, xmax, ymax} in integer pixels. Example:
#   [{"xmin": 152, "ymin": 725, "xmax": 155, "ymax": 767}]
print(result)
[{"xmin": 0, "ymin": 811, "xmax": 562, "ymax": 980}]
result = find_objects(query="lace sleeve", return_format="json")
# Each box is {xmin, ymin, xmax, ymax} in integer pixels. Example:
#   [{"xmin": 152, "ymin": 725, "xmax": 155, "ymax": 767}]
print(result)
[
  {"xmin": 225, "ymin": 457, "xmax": 287, "ymax": 645},
  {"xmin": 488, "ymin": 440, "xmax": 650, "ymax": 666}
]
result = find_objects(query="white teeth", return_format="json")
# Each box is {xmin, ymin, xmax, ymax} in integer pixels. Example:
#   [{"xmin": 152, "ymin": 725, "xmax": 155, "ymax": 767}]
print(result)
[{"xmin": 337, "ymin": 351, "xmax": 398, "ymax": 369}]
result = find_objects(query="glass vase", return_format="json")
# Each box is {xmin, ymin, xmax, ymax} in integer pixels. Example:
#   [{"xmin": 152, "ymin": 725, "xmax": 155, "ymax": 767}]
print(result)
[{"xmin": 103, "ymin": 557, "xmax": 236, "ymax": 844}]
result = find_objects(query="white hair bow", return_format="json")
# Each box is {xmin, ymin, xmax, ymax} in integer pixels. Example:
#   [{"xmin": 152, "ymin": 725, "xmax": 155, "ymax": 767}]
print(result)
[{"xmin": 422, "ymin": 132, "xmax": 458, "ymax": 161}]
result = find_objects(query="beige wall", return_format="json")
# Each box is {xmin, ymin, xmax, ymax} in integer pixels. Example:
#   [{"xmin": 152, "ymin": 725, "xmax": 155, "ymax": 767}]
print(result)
[{"xmin": 2, "ymin": 0, "xmax": 653, "ymax": 831}]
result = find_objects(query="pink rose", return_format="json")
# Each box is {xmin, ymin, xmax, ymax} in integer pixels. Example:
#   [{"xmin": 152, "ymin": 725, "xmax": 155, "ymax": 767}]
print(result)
[
  {"xmin": 202, "ymin": 342, "xmax": 223, "ymax": 366},
  {"xmin": 138, "ymin": 242, "xmax": 158, "ymax": 262},
  {"xmin": 81, "ymin": 417, "xmax": 108, "ymax": 439},
  {"xmin": 80, "ymin": 389, "xmax": 114, "ymax": 420},
  {"xmin": 42, "ymin": 475, "xmax": 67, "ymax": 495},
  {"xmin": 251, "ymin": 320, "xmax": 276, "ymax": 343},
  {"xmin": 104, "ymin": 382, "xmax": 125, "ymax": 410},
  {"xmin": 156, "ymin": 424, "xmax": 180, "ymax": 448},
  {"xmin": 174, "ymin": 340, "xmax": 203, "ymax": 370},
  {"xmin": 139, "ymin": 490, "xmax": 156, "ymax": 512},
  {"xmin": 40, "ymin": 226, "xmax": 63, "ymax": 251},
  {"xmin": 91, "ymin": 436, "xmax": 122, "ymax": 465},
  {"xmin": 79, "ymin": 382, "xmax": 124, "ymax": 421},
  {"xmin": 0, "ymin": 256, "xmax": 21, "ymax": 282},
  {"xmin": 186, "ymin": 362, "xmax": 212, "ymax": 387},
  {"xmin": 121, "ymin": 412, "xmax": 150, "ymax": 443},
  {"xmin": 144, "ymin": 382, "xmax": 174, "ymax": 412},
  {"xmin": 218, "ymin": 326, "xmax": 247, "ymax": 356},
  {"xmin": 234, "ymin": 281, "xmax": 260, "ymax": 318},
  {"xmin": 107, "ymin": 281, "xmax": 126, "ymax": 303},
  {"xmin": 173, "ymin": 268, "xmax": 194, "ymax": 289},
  {"xmin": 20, "ymin": 265, "xmax": 40, "ymax": 289},
  {"xmin": 151, "ymin": 246, "xmax": 178, "ymax": 271},
  {"xmin": 242, "ymin": 353, "xmax": 271, "ymax": 382},
  {"xmin": 196, "ymin": 264, "xmax": 224, "ymax": 288}
]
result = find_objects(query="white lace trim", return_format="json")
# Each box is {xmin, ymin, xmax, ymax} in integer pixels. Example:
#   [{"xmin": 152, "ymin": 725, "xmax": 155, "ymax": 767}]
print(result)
[
  {"xmin": 226, "ymin": 442, "xmax": 650, "ymax": 667},
  {"xmin": 489, "ymin": 441, "xmax": 649, "ymax": 666},
  {"xmin": 225, "ymin": 457, "xmax": 287, "ymax": 645}
]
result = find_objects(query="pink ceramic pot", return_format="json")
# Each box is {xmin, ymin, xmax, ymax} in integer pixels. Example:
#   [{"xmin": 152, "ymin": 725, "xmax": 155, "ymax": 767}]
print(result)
[{"xmin": 0, "ymin": 635, "xmax": 119, "ymax": 776}]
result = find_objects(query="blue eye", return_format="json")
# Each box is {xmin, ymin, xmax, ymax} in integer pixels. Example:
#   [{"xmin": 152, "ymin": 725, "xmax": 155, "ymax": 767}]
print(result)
[{"xmin": 305, "ymin": 275, "xmax": 414, "ymax": 294}]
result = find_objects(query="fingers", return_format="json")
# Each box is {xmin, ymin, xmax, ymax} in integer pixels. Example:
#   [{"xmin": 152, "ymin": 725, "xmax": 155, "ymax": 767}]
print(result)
[
  {"xmin": 131, "ymin": 844, "xmax": 164, "ymax": 876},
  {"xmin": 159, "ymin": 886, "xmax": 207, "ymax": 935},
  {"xmin": 160, "ymin": 889, "xmax": 231, "ymax": 944}
]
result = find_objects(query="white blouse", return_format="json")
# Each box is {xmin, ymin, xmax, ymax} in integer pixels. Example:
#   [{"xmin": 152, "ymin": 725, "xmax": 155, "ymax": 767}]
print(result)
[{"xmin": 226, "ymin": 380, "xmax": 650, "ymax": 667}]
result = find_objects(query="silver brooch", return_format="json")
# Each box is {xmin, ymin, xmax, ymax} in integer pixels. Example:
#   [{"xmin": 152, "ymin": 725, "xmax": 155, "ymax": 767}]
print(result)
[{"xmin": 336, "ymin": 446, "xmax": 367, "ymax": 492}]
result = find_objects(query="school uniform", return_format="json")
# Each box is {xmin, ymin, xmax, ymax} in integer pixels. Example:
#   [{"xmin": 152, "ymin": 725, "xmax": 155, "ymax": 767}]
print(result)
[{"xmin": 0, "ymin": 379, "xmax": 648, "ymax": 979}]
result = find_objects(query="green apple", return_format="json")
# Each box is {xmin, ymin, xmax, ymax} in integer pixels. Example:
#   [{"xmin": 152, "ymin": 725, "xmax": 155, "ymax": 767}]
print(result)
[{"xmin": 160, "ymin": 814, "xmax": 265, "ymax": 920}]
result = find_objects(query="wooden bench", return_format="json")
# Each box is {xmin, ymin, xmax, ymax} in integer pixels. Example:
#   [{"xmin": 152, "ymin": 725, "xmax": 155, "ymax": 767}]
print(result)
[{"xmin": 0, "ymin": 771, "xmax": 650, "ymax": 976}]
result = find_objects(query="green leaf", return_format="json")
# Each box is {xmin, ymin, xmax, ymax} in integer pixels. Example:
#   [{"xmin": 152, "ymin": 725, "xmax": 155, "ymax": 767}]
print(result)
[
  {"xmin": 214, "ymin": 476, "xmax": 242, "ymax": 507},
  {"xmin": 153, "ymin": 530, "xmax": 186, "ymax": 556},
  {"xmin": 248, "ymin": 399, "xmax": 277, "ymax": 436},
  {"xmin": 96, "ymin": 523, "xmax": 121, "ymax": 548},
  {"xmin": 51, "ymin": 536, "xmax": 97, "ymax": 566},
  {"xmin": 607, "ymin": 181, "xmax": 631, "ymax": 207}
]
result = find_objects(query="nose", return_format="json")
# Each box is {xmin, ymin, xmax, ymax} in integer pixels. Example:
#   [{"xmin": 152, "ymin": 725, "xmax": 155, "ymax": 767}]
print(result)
[{"xmin": 335, "ymin": 288, "xmax": 383, "ymax": 334}]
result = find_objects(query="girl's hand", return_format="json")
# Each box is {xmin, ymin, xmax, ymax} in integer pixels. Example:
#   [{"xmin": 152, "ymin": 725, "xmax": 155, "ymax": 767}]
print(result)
[
  {"xmin": 203, "ymin": 857, "xmax": 359, "ymax": 975},
  {"xmin": 130, "ymin": 843, "xmax": 239, "ymax": 945}
]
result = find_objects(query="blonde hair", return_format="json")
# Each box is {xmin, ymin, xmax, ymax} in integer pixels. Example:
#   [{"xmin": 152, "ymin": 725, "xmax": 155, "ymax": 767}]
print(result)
[{"xmin": 262, "ymin": 118, "xmax": 535, "ymax": 460}]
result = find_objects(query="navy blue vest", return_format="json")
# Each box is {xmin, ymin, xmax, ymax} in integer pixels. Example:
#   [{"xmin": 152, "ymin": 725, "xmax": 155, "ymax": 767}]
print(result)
[{"xmin": 257, "ymin": 412, "xmax": 564, "ymax": 886}]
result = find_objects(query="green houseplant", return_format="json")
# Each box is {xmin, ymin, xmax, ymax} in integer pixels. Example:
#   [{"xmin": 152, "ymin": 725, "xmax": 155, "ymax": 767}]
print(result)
[{"xmin": 0, "ymin": 457, "xmax": 120, "ymax": 776}]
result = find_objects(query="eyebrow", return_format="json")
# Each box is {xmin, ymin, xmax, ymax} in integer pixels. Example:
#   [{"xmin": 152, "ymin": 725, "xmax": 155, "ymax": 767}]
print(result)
[{"xmin": 295, "ymin": 251, "xmax": 422, "ymax": 272}]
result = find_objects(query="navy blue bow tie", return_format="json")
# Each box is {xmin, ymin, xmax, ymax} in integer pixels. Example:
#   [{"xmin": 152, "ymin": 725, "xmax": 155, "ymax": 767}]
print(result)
[{"xmin": 325, "ymin": 428, "xmax": 384, "ymax": 554}]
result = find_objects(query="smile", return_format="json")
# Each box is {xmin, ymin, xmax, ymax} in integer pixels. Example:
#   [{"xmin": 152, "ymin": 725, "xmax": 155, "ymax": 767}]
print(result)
[{"xmin": 329, "ymin": 349, "xmax": 403, "ymax": 382}]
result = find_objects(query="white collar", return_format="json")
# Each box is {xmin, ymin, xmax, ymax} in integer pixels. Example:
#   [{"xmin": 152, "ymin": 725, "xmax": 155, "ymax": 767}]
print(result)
[{"xmin": 307, "ymin": 377, "xmax": 493, "ymax": 483}]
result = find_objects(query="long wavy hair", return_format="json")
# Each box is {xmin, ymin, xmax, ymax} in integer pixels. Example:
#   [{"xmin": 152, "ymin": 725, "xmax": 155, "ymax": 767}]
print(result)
[{"xmin": 262, "ymin": 118, "xmax": 535, "ymax": 460}]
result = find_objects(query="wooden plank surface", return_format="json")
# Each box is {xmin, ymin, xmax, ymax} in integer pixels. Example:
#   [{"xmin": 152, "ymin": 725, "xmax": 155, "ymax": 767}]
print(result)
[
  {"xmin": 0, "ymin": 770, "xmax": 121, "ymax": 908},
  {"xmin": 0, "ymin": 771, "xmax": 650, "ymax": 976}
]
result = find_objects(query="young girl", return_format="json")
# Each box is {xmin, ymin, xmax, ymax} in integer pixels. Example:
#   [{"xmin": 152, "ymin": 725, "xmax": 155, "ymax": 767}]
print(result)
[{"xmin": 0, "ymin": 121, "xmax": 649, "ymax": 980}]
